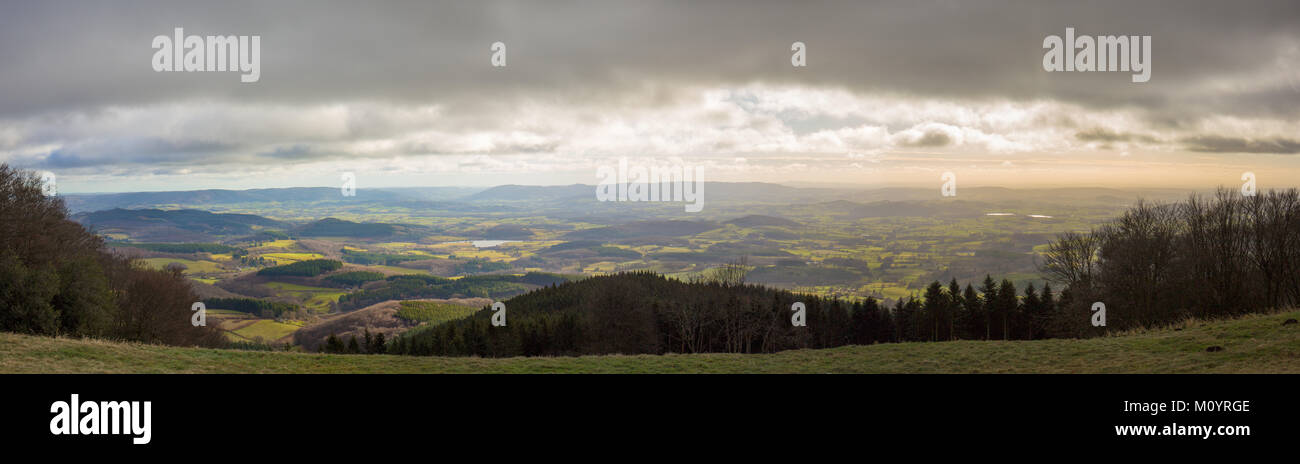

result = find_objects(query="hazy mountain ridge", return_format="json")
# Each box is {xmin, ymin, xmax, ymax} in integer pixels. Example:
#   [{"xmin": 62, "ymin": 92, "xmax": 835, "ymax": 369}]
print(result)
[
  {"xmin": 62, "ymin": 183, "xmax": 1200, "ymax": 215},
  {"xmin": 61, "ymin": 186, "xmax": 481, "ymax": 213},
  {"xmin": 74, "ymin": 208, "xmax": 289, "ymax": 241}
]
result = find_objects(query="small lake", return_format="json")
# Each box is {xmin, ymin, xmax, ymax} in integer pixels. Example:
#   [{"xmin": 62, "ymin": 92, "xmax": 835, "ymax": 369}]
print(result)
[{"xmin": 439, "ymin": 240, "xmax": 522, "ymax": 248}]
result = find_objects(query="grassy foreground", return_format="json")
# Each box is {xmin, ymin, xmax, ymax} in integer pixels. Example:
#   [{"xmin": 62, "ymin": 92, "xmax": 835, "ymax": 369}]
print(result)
[{"xmin": 2, "ymin": 309, "xmax": 1297, "ymax": 373}]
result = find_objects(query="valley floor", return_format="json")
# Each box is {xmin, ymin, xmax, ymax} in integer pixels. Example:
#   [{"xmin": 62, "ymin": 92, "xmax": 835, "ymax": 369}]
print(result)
[{"xmin": 2, "ymin": 310, "xmax": 1297, "ymax": 374}]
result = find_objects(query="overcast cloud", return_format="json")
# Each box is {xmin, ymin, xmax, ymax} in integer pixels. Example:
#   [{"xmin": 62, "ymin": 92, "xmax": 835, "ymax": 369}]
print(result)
[{"xmin": 1, "ymin": 0, "xmax": 1298, "ymax": 191}]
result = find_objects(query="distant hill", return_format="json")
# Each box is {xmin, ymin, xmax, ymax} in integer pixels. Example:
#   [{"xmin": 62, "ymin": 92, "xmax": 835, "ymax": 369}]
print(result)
[
  {"xmin": 564, "ymin": 220, "xmax": 721, "ymax": 240},
  {"xmin": 74, "ymin": 208, "xmax": 287, "ymax": 241},
  {"xmin": 821, "ymin": 186, "xmax": 1193, "ymax": 204},
  {"xmin": 464, "ymin": 184, "xmax": 593, "ymax": 202},
  {"xmin": 725, "ymin": 214, "xmax": 801, "ymax": 228},
  {"xmin": 475, "ymin": 224, "xmax": 534, "ymax": 239},
  {"xmin": 295, "ymin": 218, "xmax": 407, "ymax": 238},
  {"xmin": 61, "ymin": 184, "xmax": 1189, "ymax": 216},
  {"xmin": 189, "ymin": 280, "xmax": 247, "ymax": 300},
  {"xmin": 59, "ymin": 187, "xmax": 478, "ymax": 213},
  {"xmin": 805, "ymin": 200, "xmax": 990, "ymax": 218}
]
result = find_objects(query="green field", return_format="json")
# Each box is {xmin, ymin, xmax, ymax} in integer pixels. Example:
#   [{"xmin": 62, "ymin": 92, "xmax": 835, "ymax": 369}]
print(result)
[
  {"xmin": 369, "ymin": 265, "xmax": 431, "ymax": 275},
  {"xmin": 2, "ymin": 309, "xmax": 1296, "ymax": 373},
  {"xmin": 140, "ymin": 257, "xmax": 225, "ymax": 274},
  {"xmin": 263, "ymin": 281, "xmax": 347, "ymax": 312},
  {"xmin": 228, "ymin": 319, "xmax": 302, "ymax": 343}
]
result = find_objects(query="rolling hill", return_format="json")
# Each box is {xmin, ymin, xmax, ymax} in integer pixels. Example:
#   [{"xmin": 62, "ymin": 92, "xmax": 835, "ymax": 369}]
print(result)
[
  {"xmin": 61, "ymin": 187, "xmax": 418, "ymax": 213},
  {"xmin": 724, "ymin": 214, "xmax": 801, "ymax": 228},
  {"xmin": 293, "ymin": 217, "xmax": 436, "ymax": 239},
  {"xmin": 291, "ymin": 298, "xmax": 491, "ymax": 352},
  {"xmin": 563, "ymin": 220, "xmax": 722, "ymax": 240},
  {"xmin": 73, "ymin": 208, "xmax": 288, "ymax": 241},
  {"xmin": 2, "ymin": 309, "xmax": 1295, "ymax": 373}
]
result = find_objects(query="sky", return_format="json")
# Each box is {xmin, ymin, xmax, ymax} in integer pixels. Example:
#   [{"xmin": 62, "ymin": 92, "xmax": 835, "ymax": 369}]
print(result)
[{"xmin": 1, "ymin": 0, "xmax": 1298, "ymax": 193}]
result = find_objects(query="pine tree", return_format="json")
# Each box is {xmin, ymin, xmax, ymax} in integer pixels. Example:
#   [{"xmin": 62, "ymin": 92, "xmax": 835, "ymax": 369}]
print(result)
[
  {"xmin": 962, "ymin": 283, "xmax": 981, "ymax": 340},
  {"xmin": 892, "ymin": 299, "xmax": 907, "ymax": 342},
  {"xmin": 996, "ymin": 279, "xmax": 1018, "ymax": 340},
  {"xmin": 979, "ymin": 275, "xmax": 998, "ymax": 340},
  {"xmin": 825, "ymin": 300, "xmax": 851, "ymax": 347},
  {"xmin": 876, "ymin": 302, "xmax": 895, "ymax": 343},
  {"xmin": 923, "ymin": 281, "xmax": 946, "ymax": 342},
  {"xmin": 324, "ymin": 333, "xmax": 344, "ymax": 353},
  {"xmin": 1042, "ymin": 282, "xmax": 1056, "ymax": 314},
  {"xmin": 850, "ymin": 300, "xmax": 870, "ymax": 345},
  {"xmin": 370, "ymin": 332, "xmax": 387, "ymax": 354},
  {"xmin": 1022, "ymin": 283, "xmax": 1040, "ymax": 340},
  {"xmin": 905, "ymin": 297, "xmax": 923, "ymax": 341},
  {"xmin": 947, "ymin": 278, "xmax": 961, "ymax": 341}
]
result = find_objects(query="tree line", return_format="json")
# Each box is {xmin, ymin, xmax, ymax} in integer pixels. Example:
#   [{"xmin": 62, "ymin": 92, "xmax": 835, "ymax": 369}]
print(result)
[
  {"xmin": 1042, "ymin": 188, "xmax": 1300, "ymax": 334},
  {"xmin": 321, "ymin": 328, "xmax": 386, "ymax": 354},
  {"xmin": 205, "ymin": 297, "xmax": 301, "ymax": 318},
  {"xmin": 337, "ymin": 272, "xmax": 569, "ymax": 310},
  {"xmin": 322, "ymin": 270, "xmax": 386, "ymax": 287},
  {"xmin": 256, "ymin": 258, "xmax": 343, "ymax": 277},
  {"xmin": 0, "ymin": 164, "xmax": 226, "ymax": 346},
  {"xmin": 385, "ymin": 271, "xmax": 1061, "ymax": 357}
]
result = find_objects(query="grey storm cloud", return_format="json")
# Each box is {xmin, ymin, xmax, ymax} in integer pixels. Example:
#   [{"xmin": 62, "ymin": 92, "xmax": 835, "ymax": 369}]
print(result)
[
  {"xmin": 1075, "ymin": 128, "xmax": 1160, "ymax": 144},
  {"xmin": 900, "ymin": 130, "xmax": 952, "ymax": 148},
  {"xmin": 38, "ymin": 137, "xmax": 237, "ymax": 168},
  {"xmin": 1182, "ymin": 136, "xmax": 1300, "ymax": 155},
  {"xmin": 0, "ymin": 0, "xmax": 1297, "ymax": 122},
  {"xmin": 260, "ymin": 144, "xmax": 316, "ymax": 160}
]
